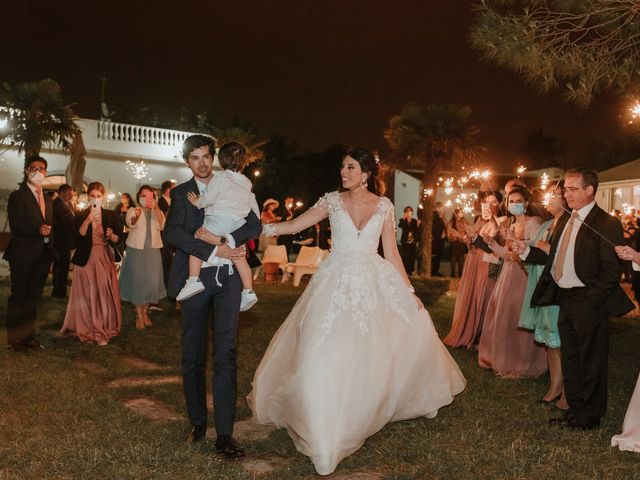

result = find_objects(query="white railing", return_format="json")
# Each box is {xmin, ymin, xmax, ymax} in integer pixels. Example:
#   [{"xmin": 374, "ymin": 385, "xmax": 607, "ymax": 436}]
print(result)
[{"xmin": 96, "ymin": 120, "xmax": 194, "ymax": 147}]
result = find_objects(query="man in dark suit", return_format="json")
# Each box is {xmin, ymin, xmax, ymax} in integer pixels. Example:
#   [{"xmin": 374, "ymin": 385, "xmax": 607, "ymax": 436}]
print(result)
[
  {"xmin": 431, "ymin": 202, "xmax": 446, "ymax": 276},
  {"xmin": 4, "ymin": 155, "xmax": 56, "ymax": 351},
  {"xmin": 51, "ymin": 183, "xmax": 76, "ymax": 297},
  {"xmin": 515, "ymin": 168, "xmax": 634, "ymax": 430},
  {"xmin": 158, "ymin": 179, "xmax": 176, "ymax": 297},
  {"xmin": 164, "ymin": 135, "xmax": 261, "ymax": 458},
  {"xmin": 398, "ymin": 206, "xmax": 419, "ymax": 275}
]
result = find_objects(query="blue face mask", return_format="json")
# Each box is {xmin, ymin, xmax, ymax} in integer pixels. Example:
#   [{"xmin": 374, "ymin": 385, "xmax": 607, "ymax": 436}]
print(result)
[{"xmin": 508, "ymin": 203, "xmax": 525, "ymax": 216}]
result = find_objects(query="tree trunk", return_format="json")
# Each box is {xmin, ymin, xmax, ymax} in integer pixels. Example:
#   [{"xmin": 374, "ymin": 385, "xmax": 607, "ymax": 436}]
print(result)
[{"xmin": 419, "ymin": 170, "xmax": 439, "ymax": 278}]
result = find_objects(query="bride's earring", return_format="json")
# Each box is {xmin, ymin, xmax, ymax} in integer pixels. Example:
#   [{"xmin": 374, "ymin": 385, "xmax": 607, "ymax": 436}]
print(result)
[{"xmin": 360, "ymin": 177, "xmax": 368, "ymax": 189}]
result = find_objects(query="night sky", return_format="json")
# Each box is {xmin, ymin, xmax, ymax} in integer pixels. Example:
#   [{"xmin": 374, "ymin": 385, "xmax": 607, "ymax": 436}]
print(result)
[{"xmin": 4, "ymin": 1, "xmax": 630, "ymax": 170}]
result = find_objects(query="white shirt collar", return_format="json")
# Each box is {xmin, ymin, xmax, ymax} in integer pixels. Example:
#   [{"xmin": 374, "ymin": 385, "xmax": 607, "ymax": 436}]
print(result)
[
  {"xmin": 194, "ymin": 177, "xmax": 210, "ymax": 193},
  {"xmin": 574, "ymin": 200, "xmax": 596, "ymax": 220},
  {"xmin": 26, "ymin": 182, "xmax": 39, "ymax": 194}
]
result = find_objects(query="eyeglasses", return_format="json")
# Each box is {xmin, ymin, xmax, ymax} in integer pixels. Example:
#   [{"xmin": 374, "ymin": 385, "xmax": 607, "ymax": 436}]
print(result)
[
  {"xmin": 26, "ymin": 166, "xmax": 47, "ymax": 173},
  {"xmin": 564, "ymin": 186, "xmax": 586, "ymax": 193}
]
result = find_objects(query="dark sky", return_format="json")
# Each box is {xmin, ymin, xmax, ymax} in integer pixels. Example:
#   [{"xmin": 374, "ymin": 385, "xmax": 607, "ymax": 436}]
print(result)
[{"xmin": 4, "ymin": 1, "xmax": 631, "ymax": 170}]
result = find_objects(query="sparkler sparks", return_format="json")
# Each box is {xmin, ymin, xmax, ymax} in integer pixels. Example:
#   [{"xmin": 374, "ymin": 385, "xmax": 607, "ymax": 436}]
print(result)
[
  {"xmin": 629, "ymin": 100, "xmax": 640, "ymax": 124},
  {"xmin": 125, "ymin": 160, "xmax": 149, "ymax": 181}
]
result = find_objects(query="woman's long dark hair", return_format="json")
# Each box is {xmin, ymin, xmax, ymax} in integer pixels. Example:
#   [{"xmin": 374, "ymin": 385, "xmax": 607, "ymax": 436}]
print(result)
[{"xmin": 342, "ymin": 147, "xmax": 386, "ymax": 196}]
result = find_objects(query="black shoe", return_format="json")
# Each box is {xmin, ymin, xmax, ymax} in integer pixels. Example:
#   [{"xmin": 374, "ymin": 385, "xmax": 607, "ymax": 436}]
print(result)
[
  {"xmin": 51, "ymin": 292, "xmax": 67, "ymax": 298},
  {"xmin": 188, "ymin": 424, "xmax": 207, "ymax": 443},
  {"xmin": 549, "ymin": 412, "xmax": 575, "ymax": 425},
  {"xmin": 215, "ymin": 435, "xmax": 244, "ymax": 459},
  {"xmin": 565, "ymin": 417, "xmax": 600, "ymax": 430},
  {"xmin": 22, "ymin": 339, "xmax": 44, "ymax": 350}
]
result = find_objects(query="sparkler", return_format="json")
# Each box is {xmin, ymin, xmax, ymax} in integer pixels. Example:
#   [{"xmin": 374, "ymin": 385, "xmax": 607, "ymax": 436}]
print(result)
[
  {"xmin": 628, "ymin": 100, "xmax": 640, "ymax": 124},
  {"xmin": 125, "ymin": 160, "xmax": 149, "ymax": 181}
]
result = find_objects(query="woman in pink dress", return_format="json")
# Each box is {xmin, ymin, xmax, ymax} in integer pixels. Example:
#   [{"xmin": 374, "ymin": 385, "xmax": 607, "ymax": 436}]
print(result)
[
  {"xmin": 612, "ymin": 245, "xmax": 640, "ymax": 452},
  {"xmin": 444, "ymin": 191, "xmax": 503, "ymax": 349},
  {"xmin": 61, "ymin": 182, "xmax": 122, "ymax": 346},
  {"xmin": 477, "ymin": 186, "xmax": 547, "ymax": 378}
]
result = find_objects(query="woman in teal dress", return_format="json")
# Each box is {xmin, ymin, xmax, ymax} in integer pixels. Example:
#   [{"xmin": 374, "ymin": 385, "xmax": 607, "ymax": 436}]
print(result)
[{"xmin": 518, "ymin": 182, "xmax": 568, "ymax": 409}]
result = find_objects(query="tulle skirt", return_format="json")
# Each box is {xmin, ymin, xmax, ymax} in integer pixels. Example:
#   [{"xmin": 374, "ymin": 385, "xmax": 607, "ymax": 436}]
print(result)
[{"xmin": 248, "ymin": 250, "xmax": 466, "ymax": 475}]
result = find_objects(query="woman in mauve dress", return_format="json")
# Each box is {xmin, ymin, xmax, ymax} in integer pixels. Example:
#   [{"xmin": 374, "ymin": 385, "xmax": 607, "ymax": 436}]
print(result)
[
  {"xmin": 61, "ymin": 182, "xmax": 122, "ymax": 346},
  {"xmin": 444, "ymin": 191, "xmax": 503, "ymax": 349},
  {"xmin": 477, "ymin": 186, "xmax": 547, "ymax": 378}
]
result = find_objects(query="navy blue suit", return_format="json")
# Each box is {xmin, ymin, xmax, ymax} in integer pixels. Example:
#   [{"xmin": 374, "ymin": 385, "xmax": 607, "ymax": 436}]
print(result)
[
  {"xmin": 4, "ymin": 183, "xmax": 55, "ymax": 346},
  {"xmin": 164, "ymin": 177, "xmax": 260, "ymax": 434}
]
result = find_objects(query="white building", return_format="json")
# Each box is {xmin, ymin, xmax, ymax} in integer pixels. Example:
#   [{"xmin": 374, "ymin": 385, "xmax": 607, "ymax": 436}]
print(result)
[
  {"xmin": 595, "ymin": 159, "xmax": 640, "ymax": 214},
  {"xmin": 0, "ymin": 118, "xmax": 212, "ymax": 229}
]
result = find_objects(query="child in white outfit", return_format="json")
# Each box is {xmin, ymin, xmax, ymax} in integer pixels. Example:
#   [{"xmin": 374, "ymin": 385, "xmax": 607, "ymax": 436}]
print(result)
[{"xmin": 176, "ymin": 142, "xmax": 260, "ymax": 311}]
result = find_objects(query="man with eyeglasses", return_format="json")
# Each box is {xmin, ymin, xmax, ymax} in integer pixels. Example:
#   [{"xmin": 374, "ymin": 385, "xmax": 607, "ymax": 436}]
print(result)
[
  {"xmin": 523, "ymin": 167, "xmax": 634, "ymax": 430},
  {"xmin": 4, "ymin": 155, "xmax": 56, "ymax": 351}
]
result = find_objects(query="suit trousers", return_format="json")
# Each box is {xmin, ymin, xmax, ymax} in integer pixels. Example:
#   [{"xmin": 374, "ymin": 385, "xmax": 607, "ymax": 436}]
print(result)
[
  {"xmin": 6, "ymin": 249, "xmax": 52, "ymax": 345},
  {"xmin": 558, "ymin": 287, "xmax": 609, "ymax": 419},
  {"xmin": 180, "ymin": 264, "xmax": 241, "ymax": 435},
  {"xmin": 52, "ymin": 247, "xmax": 71, "ymax": 296}
]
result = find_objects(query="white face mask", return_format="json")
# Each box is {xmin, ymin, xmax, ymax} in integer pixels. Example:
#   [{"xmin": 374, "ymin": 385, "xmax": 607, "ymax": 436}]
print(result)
[{"xmin": 28, "ymin": 171, "xmax": 45, "ymax": 186}]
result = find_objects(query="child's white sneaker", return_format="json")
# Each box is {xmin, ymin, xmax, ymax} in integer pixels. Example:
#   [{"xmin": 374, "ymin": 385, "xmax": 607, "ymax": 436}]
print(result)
[
  {"xmin": 176, "ymin": 279, "xmax": 205, "ymax": 302},
  {"xmin": 240, "ymin": 289, "xmax": 258, "ymax": 312}
]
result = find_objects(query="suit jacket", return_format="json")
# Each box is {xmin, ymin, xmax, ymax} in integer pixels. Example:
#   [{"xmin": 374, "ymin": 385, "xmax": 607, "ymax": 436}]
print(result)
[
  {"xmin": 530, "ymin": 205, "xmax": 634, "ymax": 316},
  {"xmin": 52, "ymin": 197, "xmax": 76, "ymax": 251},
  {"xmin": 4, "ymin": 183, "xmax": 55, "ymax": 262},
  {"xmin": 164, "ymin": 178, "xmax": 262, "ymax": 298},
  {"xmin": 71, "ymin": 208, "xmax": 123, "ymax": 266}
]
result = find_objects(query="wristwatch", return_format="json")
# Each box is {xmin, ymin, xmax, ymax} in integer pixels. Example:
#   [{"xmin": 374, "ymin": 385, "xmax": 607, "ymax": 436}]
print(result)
[{"xmin": 219, "ymin": 236, "xmax": 227, "ymax": 245}]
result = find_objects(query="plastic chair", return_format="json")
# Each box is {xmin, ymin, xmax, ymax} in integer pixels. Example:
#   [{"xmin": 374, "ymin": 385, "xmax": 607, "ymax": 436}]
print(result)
[
  {"xmin": 253, "ymin": 244, "xmax": 289, "ymax": 280},
  {"xmin": 286, "ymin": 246, "xmax": 328, "ymax": 287}
]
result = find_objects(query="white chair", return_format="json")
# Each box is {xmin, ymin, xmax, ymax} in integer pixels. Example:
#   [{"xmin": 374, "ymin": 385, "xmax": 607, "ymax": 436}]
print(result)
[
  {"xmin": 253, "ymin": 244, "xmax": 289, "ymax": 280},
  {"xmin": 286, "ymin": 246, "xmax": 328, "ymax": 287}
]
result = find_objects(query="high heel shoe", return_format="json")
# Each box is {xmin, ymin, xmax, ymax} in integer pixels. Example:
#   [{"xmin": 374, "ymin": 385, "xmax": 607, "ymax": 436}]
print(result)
[{"xmin": 537, "ymin": 394, "xmax": 561, "ymax": 405}]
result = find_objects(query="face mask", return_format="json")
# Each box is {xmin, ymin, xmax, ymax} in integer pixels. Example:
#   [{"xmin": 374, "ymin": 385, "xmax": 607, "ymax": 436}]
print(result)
[
  {"xmin": 508, "ymin": 203, "xmax": 525, "ymax": 216},
  {"xmin": 28, "ymin": 171, "xmax": 45, "ymax": 186}
]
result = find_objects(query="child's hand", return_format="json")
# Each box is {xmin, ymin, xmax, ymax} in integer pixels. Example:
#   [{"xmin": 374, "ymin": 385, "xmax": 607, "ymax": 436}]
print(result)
[{"xmin": 187, "ymin": 191, "xmax": 200, "ymax": 207}]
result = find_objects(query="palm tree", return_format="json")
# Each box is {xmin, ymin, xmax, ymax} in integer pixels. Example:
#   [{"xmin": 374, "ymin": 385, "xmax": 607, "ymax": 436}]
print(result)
[
  {"xmin": 212, "ymin": 125, "xmax": 266, "ymax": 165},
  {"xmin": 0, "ymin": 79, "xmax": 80, "ymax": 166},
  {"xmin": 384, "ymin": 103, "xmax": 479, "ymax": 277}
]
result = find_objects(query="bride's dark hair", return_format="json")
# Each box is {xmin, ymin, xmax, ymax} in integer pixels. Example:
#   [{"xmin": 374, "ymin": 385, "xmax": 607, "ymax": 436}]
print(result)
[{"xmin": 344, "ymin": 147, "xmax": 386, "ymax": 196}]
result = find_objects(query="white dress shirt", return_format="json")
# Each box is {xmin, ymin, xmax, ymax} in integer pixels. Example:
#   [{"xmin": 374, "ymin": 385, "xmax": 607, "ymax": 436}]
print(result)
[{"xmin": 551, "ymin": 200, "xmax": 596, "ymax": 288}]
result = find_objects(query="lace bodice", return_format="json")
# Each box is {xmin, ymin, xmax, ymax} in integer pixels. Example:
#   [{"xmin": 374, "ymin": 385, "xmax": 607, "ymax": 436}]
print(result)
[{"xmin": 313, "ymin": 191, "xmax": 395, "ymax": 254}]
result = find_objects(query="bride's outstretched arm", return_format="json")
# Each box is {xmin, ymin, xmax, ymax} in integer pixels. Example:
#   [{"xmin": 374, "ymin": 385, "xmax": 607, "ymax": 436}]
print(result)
[{"xmin": 262, "ymin": 204, "xmax": 328, "ymax": 237}]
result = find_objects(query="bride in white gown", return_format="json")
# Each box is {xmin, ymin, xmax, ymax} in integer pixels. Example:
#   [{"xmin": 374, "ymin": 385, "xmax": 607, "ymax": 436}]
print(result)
[{"xmin": 247, "ymin": 148, "xmax": 466, "ymax": 475}]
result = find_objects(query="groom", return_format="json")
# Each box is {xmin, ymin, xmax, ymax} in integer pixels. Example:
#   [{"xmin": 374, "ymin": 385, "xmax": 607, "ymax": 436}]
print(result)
[{"xmin": 165, "ymin": 134, "xmax": 261, "ymax": 457}]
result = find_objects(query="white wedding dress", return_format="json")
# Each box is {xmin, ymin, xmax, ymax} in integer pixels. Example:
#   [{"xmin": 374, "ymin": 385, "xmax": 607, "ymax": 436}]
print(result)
[{"xmin": 247, "ymin": 192, "xmax": 466, "ymax": 475}]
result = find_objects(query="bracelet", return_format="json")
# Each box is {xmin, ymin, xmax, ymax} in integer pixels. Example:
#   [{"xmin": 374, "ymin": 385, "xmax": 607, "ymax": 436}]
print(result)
[{"xmin": 262, "ymin": 223, "xmax": 277, "ymax": 237}]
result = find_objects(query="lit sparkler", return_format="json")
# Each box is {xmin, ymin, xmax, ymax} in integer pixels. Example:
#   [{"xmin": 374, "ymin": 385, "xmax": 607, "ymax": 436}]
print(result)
[
  {"xmin": 126, "ymin": 160, "xmax": 149, "ymax": 180},
  {"xmin": 629, "ymin": 100, "xmax": 640, "ymax": 124}
]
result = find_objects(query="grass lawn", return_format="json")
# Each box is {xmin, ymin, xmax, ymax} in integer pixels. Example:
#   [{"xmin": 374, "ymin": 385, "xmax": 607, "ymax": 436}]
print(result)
[{"xmin": 1, "ymin": 276, "xmax": 640, "ymax": 479}]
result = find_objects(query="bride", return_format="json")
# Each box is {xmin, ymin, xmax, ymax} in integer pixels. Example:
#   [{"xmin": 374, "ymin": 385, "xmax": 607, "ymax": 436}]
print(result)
[{"xmin": 247, "ymin": 148, "xmax": 466, "ymax": 475}]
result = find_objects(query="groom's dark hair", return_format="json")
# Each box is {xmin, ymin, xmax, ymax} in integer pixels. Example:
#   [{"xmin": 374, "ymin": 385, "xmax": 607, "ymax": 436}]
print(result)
[{"xmin": 182, "ymin": 134, "xmax": 216, "ymax": 162}]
